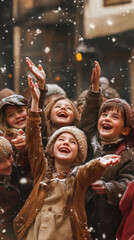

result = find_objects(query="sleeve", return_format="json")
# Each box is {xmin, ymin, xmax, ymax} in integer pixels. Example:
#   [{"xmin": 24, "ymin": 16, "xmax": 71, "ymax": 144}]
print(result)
[
  {"xmin": 119, "ymin": 180, "xmax": 134, "ymax": 217},
  {"xmin": 104, "ymin": 152, "xmax": 134, "ymax": 206},
  {"xmin": 79, "ymin": 87, "xmax": 103, "ymax": 140},
  {"xmin": 25, "ymin": 109, "xmax": 47, "ymax": 182},
  {"xmin": 76, "ymin": 159, "xmax": 106, "ymax": 191}
]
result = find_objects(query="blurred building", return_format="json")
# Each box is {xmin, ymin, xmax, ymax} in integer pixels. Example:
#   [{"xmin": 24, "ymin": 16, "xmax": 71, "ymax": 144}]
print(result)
[{"xmin": 0, "ymin": 0, "xmax": 134, "ymax": 104}]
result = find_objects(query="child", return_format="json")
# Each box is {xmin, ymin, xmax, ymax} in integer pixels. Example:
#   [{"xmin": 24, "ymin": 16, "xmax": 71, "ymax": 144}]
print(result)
[
  {"xmin": 116, "ymin": 180, "xmax": 134, "ymax": 240},
  {"xmin": 76, "ymin": 90, "xmax": 88, "ymax": 121},
  {"xmin": 13, "ymin": 77, "xmax": 120, "ymax": 240},
  {"xmin": 25, "ymin": 57, "xmax": 79, "ymax": 147},
  {"xmin": 0, "ymin": 94, "xmax": 32, "ymax": 202},
  {"xmin": 79, "ymin": 61, "xmax": 134, "ymax": 240},
  {"xmin": 0, "ymin": 136, "xmax": 22, "ymax": 240}
]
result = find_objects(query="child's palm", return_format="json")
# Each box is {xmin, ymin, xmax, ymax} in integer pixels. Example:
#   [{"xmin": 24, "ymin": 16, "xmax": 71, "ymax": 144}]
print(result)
[
  {"xmin": 26, "ymin": 57, "xmax": 46, "ymax": 88},
  {"xmin": 99, "ymin": 154, "xmax": 120, "ymax": 167},
  {"xmin": 28, "ymin": 75, "xmax": 40, "ymax": 102}
]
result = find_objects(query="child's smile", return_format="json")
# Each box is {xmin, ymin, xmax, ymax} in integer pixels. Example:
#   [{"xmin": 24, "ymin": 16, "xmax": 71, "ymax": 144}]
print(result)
[
  {"xmin": 50, "ymin": 99, "xmax": 74, "ymax": 127},
  {"xmin": 53, "ymin": 132, "xmax": 78, "ymax": 169},
  {"xmin": 4, "ymin": 105, "xmax": 27, "ymax": 130},
  {"xmin": 98, "ymin": 109, "xmax": 125, "ymax": 140}
]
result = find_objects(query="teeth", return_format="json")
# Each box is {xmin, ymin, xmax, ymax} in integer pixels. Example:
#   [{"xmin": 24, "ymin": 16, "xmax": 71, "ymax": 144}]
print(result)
[
  {"xmin": 57, "ymin": 111, "xmax": 67, "ymax": 118},
  {"xmin": 59, "ymin": 147, "xmax": 70, "ymax": 153}
]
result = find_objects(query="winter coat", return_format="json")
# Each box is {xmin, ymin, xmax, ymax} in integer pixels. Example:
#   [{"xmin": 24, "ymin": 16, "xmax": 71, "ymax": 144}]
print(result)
[
  {"xmin": 13, "ymin": 110, "xmax": 106, "ymax": 240},
  {"xmin": 116, "ymin": 180, "xmax": 134, "ymax": 240},
  {"xmin": 0, "ymin": 176, "xmax": 22, "ymax": 240},
  {"xmin": 79, "ymin": 89, "xmax": 134, "ymax": 240}
]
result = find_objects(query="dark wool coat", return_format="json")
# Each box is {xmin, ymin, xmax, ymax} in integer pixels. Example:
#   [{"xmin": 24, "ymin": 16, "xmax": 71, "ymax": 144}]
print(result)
[
  {"xmin": 0, "ymin": 177, "xmax": 21, "ymax": 240},
  {"xmin": 13, "ymin": 110, "xmax": 106, "ymax": 240},
  {"xmin": 79, "ymin": 89, "xmax": 134, "ymax": 240},
  {"xmin": 116, "ymin": 180, "xmax": 134, "ymax": 240}
]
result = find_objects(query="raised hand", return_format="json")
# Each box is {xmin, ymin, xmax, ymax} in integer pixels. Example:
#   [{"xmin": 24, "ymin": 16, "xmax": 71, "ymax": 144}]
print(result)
[
  {"xmin": 28, "ymin": 75, "xmax": 40, "ymax": 111},
  {"xmin": 91, "ymin": 61, "xmax": 101, "ymax": 92},
  {"xmin": 26, "ymin": 57, "xmax": 46, "ymax": 89}
]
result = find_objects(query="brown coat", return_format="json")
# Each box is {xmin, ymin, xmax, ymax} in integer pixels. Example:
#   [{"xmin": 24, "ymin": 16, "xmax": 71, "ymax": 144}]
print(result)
[
  {"xmin": 13, "ymin": 110, "xmax": 106, "ymax": 240},
  {"xmin": 80, "ymin": 89, "xmax": 134, "ymax": 240}
]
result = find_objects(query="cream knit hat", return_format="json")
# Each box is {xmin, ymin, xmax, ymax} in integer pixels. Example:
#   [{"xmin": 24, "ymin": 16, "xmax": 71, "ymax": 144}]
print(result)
[
  {"xmin": 0, "ymin": 136, "xmax": 13, "ymax": 160},
  {"xmin": 45, "ymin": 126, "xmax": 87, "ymax": 163}
]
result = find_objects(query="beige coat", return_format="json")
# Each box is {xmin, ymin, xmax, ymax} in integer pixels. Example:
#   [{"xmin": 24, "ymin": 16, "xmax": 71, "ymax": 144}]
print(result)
[{"xmin": 13, "ymin": 110, "xmax": 106, "ymax": 240}]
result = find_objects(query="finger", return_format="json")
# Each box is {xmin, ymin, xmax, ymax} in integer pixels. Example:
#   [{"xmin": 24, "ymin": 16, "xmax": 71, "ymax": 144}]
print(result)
[
  {"xmin": 28, "ymin": 75, "xmax": 34, "ymax": 89},
  {"xmin": 35, "ymin": 82, "xmax": 39, "ymax": 89},
  {"xmin": 18, "ymin": 129, "xmax": 25, "ymax": 135},
  {"xmin": 38, "ymin": 64, "xmax": 43, "ymax": 70},
  {"xmin": 26, "ymin": 57, "xmax": 35, "ymax": 67}
]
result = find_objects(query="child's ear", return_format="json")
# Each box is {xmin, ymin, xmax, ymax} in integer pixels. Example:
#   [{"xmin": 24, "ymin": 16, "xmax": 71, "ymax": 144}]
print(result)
[
  {"xmin": 75, "ymin": 155, "xmax": 80, "ymax": 164},
  {"xmin": 122, "ymin": 127, "xmax": 131, "ymax": 136}
]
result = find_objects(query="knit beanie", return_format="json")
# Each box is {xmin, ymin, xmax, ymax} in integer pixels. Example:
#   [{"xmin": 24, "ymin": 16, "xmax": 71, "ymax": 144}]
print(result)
[
  {"xmin": 0, "ymin": 136, "xmax": 13, "ymax": 160},
  {"xmin": 46, "ymin": 84, "xmax": 67, "ymax": 98},
  {"xmin": 99, "ymin": 98, "xmax": 134, "ymax": 147},
  {"xmin": 44, "ymin": 96, "xmax": 79, "ymax": 136},
  {"xmin": 45, "ymin": 126, "xmax": 87, "ymax": 164}
]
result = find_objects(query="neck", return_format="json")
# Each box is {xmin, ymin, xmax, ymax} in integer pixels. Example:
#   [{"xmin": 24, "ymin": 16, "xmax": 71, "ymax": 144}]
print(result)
[
  {"xmin": 54, "ymin": 162, "xmax": 71, "ymax": 173},
  {"xmin": 101, "ymin": 136, "xmax": 123, "ymax": 144}
]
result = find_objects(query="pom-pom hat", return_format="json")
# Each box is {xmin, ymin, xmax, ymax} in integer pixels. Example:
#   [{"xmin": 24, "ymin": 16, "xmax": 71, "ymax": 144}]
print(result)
[
  {"xmin": 45, "ymin": 126, "xmax": 87, "ymax": 164},
  {"xmin": 0, "ymin": 136, "xmax": 13, "ymax": 160}
]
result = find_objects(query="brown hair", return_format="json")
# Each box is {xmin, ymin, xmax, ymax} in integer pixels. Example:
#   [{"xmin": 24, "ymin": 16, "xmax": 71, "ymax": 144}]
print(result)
[
  {"xmin": 44, "ymin": 96, "xmax": 79, "ymax": 137},
  {"xmin": 99, "ymin": 101, "xmax": 126, "ymax": 127}
]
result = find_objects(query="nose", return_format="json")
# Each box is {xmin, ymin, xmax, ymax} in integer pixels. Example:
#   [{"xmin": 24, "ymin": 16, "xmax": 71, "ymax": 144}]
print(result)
[
  {"xmin": 15, "ymin": 112, "xmax": 21, "ymax": 118},
  {"xmin": 60, "ymin": 105, "xmax": 66, "ymax": 110},
  {"xmin": 63, "ymin": 139, "xmax": 69, "ymax": 145},
  {"xmin": 104, "ymin": 114, "xmax": 111, "ymax": 121}
]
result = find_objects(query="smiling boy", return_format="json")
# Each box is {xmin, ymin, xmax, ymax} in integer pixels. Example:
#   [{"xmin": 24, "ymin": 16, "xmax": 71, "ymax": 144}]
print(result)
[{"xmin": 79, "ymin": 61, "xmax": 134, "ymax": 240}]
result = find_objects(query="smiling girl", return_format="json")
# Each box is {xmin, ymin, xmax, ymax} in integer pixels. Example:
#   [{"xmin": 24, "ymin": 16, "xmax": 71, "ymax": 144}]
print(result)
[{"xmin": 13, "ymin": 77, "xmax": 120, "ymax": 240}]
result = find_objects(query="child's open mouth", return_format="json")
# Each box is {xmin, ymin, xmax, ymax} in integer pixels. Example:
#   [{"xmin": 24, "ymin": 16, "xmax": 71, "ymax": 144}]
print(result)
[
  {"xmin": 102, "ymin": 123, "xmax": 112, "ymax": 130},
  {"xmin": 59, "ymin": 147, "xmax": 70, "ymax": 153},
  {"xmin": 57, "ymin": 111, "xmax": 68, "ymax": 118}
]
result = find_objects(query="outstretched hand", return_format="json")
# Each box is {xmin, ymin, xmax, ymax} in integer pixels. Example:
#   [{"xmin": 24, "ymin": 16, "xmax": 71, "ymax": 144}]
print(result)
[
  {"xmin": 91, "ymin": 61, "xmax": 101, "ymax": 92},
  {"xmin": 99, "ymin": 154, "xmax": 121, "ymax": 167},
  {"xmin": 90, "ymin": 154, "xmax": 120, "ymax": 195},
  {"xmin": 26, "ymin": 57, "xmax": 46, "ymax": 89}
]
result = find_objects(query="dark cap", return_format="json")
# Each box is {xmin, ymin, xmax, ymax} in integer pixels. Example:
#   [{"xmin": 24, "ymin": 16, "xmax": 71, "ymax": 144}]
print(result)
[{"xmin": 0, "ymin": 94, "xmax": 28, "ymax": 111}]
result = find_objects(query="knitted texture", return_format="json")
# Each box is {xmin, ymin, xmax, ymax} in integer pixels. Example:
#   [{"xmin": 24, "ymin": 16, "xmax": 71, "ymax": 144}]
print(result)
[
  {"xmin": 0, "ymin": 136, "xmax": 13, "ymax": 160},
  {"xmin": 45, "ymin": 126, "xmax": 87, "ymax": 163}
]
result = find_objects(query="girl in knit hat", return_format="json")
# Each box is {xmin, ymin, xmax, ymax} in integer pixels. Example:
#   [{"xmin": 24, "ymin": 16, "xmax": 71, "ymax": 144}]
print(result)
[
  {"xmin": 25, "ymin": 57, "xmax": 79, "ymax": 148},
  {"xmin": 79, "ymin": 61, "xmax": 134, "ymax": 240},
  {"xmin": 0, "ymin": 136, "xmax": 22, "ymax": 240},
  {"xmin": 13, "ymin": 76, "xmax": 120, "ymax": 240}
]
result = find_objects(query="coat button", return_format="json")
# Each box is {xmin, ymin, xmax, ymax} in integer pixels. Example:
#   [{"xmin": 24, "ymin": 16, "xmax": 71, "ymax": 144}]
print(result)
[{"xmin": 48, "ymin": 207, "xmax": 52, "ymax": 211}]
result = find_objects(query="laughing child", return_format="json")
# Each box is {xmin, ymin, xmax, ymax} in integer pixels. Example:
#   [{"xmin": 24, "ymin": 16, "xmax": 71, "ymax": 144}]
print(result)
[
  {"xmin": 13, "ymin": 76, "xmax": 120, "ymax": 240},
  {"xmin": 79, "ymin": 61, "xmax": 134, "ymax": 240}
]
